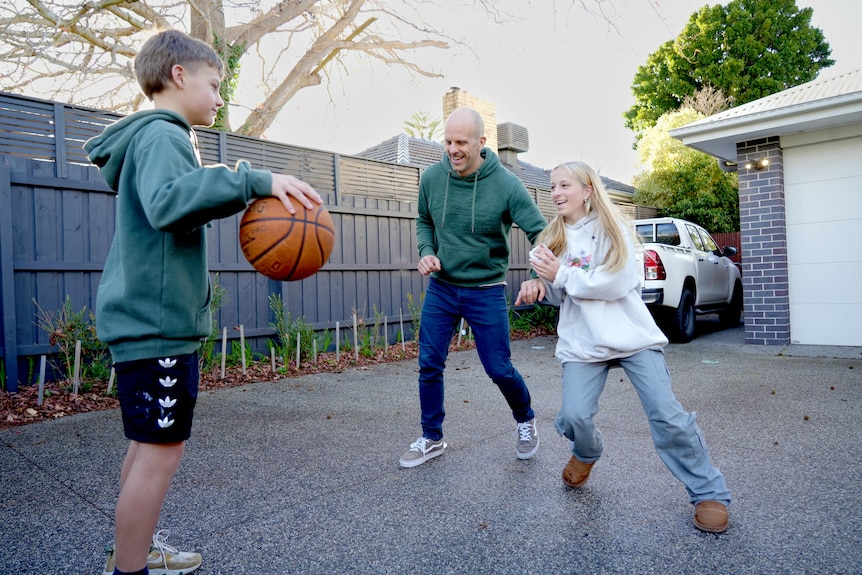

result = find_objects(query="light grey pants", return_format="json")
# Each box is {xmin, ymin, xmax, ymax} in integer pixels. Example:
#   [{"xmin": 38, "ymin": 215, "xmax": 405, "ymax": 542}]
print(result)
[{"xmin": 555, "ymin": 349, "xmax": 731, "ymax": 505}]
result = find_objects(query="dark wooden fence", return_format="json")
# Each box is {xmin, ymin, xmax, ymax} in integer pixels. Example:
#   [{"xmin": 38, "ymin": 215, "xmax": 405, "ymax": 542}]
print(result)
[{"xmin": 0, "ymin": 92, "xmax": 536, "ymax": 392}]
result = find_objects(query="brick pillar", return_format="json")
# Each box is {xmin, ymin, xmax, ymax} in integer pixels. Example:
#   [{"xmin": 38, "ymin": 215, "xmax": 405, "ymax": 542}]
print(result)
[
  {"xmin": 442, "ymin": 88, "xmax": 498, "ymax": 152},
  {"xmin": 737, "ymin": 136, "xmax": 790, "ymax": 345}
]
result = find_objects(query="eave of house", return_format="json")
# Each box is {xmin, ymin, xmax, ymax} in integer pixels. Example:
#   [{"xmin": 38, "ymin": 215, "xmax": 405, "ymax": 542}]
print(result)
[{"xmin": 669, "ymin": 69, "xmax": 862, "ymax": 162}]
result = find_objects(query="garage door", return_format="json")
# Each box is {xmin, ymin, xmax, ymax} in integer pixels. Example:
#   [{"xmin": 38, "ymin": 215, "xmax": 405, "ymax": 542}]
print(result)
[{"xmin": 783, "ymin": 132, "xmax": 862, "ymax": 345}]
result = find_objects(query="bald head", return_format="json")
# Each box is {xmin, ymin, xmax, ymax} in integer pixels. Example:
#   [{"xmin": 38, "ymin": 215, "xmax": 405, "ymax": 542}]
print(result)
[
  {"xmin": 445, "ymin": 107, "xmax": 484, "ymax": 140},
  {"xmin": 444, "ymin": 107, "xmax": 487, "ymax": 177}
]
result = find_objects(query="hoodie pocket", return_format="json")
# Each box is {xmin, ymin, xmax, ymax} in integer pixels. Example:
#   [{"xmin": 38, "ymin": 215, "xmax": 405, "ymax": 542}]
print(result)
[
  {"xmin": 195, "ymin": 279, "xmax": 213, "ymax": 338},
  {"xmin": 437, "ymin": 240, "xmax": 491, "ymax": 276}
]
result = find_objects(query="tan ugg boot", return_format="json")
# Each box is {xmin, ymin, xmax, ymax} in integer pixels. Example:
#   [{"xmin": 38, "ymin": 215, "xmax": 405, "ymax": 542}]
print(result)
[
  {"xmin": 694, "ymin": 500, "xmax": 729, "ymax": 533},
  {"xmin": 562, "ymin": 456, "xmax": 594, "ymax": 488}
]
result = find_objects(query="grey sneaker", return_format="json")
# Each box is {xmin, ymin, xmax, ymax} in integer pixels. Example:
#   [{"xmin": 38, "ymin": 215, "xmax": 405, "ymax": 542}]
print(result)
[
  {"xmin": 516, "ymin": 419, "xmax": 539, "ymax": 459},
  {"xmin": 399, "ymin": 436, "xmax": 447, "ymax": 468}
]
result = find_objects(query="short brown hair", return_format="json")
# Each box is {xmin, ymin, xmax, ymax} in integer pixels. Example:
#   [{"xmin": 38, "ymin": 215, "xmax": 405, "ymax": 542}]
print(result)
[{"xmin": 134, "ymin": 29, "xmax": 224, "ymax": 99}]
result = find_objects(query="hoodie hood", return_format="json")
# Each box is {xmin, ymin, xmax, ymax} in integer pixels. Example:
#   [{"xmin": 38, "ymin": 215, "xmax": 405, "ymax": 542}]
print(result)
[
  {"xmin": 414, "ymin": 147, "xmax": 547, "ymax": 287},
  {"xmin": 84, "ymin": 110, "xmax": 192, "ymax": 191},
  {"xmin": 441, "ymin": 147, "xmax": 498, "ymax": 180}
]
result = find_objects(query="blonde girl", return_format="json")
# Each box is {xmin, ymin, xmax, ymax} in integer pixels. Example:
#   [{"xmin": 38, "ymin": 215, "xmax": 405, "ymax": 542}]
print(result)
[{"xmin": 516, "ymin": 161, "xmax": 731, "ymax": 533}]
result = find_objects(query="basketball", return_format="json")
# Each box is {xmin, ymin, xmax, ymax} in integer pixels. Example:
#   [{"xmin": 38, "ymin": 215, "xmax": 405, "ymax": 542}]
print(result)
[{"xmin": 239, "ymin": 197, "xmax": 335, "ymax": 281}]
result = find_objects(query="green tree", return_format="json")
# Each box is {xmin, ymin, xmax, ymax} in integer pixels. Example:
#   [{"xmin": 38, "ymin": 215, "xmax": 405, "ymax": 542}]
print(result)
[
  {"xmin": 403, "ymin": 111, "xmax": 442, "ymax": 141},
  {"xmin": 624, "ymin": 0, "xmax": 833, "ymax": 132},
  {"xmin": 633, "ymin": 108, "xmax": 739, "ymax": 233}
]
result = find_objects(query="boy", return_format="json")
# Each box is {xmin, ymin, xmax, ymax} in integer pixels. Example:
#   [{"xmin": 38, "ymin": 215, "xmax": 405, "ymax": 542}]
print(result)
[{"xmin": 85, "ymin": 29, "xmax": 321, "ymax": 575}]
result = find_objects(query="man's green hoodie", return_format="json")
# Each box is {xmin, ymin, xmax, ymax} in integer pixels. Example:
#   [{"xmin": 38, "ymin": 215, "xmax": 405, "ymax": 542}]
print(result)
[
  {"xmin": 416, "ymin": 148, "xmax": 547, "ymax": 287},
  {"xmin": 84, "ymin": 110, "xmax": 273, "ymax": 363}
]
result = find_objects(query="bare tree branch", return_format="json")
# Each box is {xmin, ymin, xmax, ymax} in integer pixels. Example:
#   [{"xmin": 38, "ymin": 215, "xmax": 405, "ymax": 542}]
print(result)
[{"xmin": 0, "ymin": 0, "xmax": 514, "ymax": 135}]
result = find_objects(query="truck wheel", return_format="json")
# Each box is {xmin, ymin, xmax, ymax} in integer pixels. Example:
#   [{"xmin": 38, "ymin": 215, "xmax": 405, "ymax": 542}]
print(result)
[
  {"xmin": 671, "ymin": 288, "xmax": 696, "ymax": 343},
  {"xmin": 719, "ymin": 282, "xmax": 743, "ymax": 328}
]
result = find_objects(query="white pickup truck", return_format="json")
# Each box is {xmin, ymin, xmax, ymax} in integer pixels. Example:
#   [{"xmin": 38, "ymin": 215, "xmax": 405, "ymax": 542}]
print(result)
[{"xmin": 632, "ymin": 217, "xmax": 743, "ymax": 343}]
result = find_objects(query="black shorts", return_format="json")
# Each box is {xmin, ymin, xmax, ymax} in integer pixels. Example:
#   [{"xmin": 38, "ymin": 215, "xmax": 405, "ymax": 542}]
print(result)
[{"xmin": 114, "ymin": 352, "xmax": 199, "ymax": 443}]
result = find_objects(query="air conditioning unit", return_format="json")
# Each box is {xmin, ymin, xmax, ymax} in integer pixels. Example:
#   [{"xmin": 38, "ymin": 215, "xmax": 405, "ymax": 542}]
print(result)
[{"xmin": 497, "ymin": 122, "xmax": 529, "ymax": 153}]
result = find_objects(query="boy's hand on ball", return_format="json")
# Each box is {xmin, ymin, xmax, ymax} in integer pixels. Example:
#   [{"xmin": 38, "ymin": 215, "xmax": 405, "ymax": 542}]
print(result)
[{"xmin": 271, "ymin": 174, "xmax": 322, "ymax": 214}]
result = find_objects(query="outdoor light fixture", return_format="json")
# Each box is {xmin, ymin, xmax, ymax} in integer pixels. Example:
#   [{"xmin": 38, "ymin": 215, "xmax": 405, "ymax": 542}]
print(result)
[{"xmin": 745, "ymin": 157, "xmax": 770, "ymax": 171}]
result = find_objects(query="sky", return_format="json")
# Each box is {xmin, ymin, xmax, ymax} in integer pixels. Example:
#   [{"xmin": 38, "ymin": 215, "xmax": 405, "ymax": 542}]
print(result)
[{"xmin": 234, "ymin": 0, "xmax": 862, "ymax": 185}]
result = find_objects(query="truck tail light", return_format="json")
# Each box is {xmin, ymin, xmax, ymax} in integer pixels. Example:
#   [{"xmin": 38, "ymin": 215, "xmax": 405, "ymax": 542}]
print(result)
[{"xmin": 644, "ymin": 249, "xmax": 666, "ymax": 280}]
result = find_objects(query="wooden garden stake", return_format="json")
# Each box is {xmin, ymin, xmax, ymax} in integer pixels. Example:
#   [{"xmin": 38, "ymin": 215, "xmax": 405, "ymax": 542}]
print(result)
[
  {"xmin": 384, "ymin": 315, "xmax": 388, "ymax": 352},
  {"xmin": 353, "ymin": 313, "xmax": 359, "ymax": 361},
  {"xmin": 240, "ymin": 325, "xmax": 247, "ymax": 375},
  {"xmin": 313, "ymin": 339, "xmax": 317, "ymax": 363},
  {"xmin": 296, "ymin": 332, "xmax": 301, "ymax": 370},
  {"xmin": 37, "ymin": 355, "xmax": 46, "ymax": 406},
  {"xmin": 271, "ymin": 348, "xmax": 276, "ymax": 372},
  {"xmin": 220, "ymin": 327, "xmax": 227, "ymax": 380},
  {"xmin": 107, "ymin": 367, "xmax": 115, "ymax": 396},
  {"xmin": 400, "ymin": 309, "xmax": 405, "ymax": 352},
  {"xmin": 72, "ymin": 340, "xmax": 82, "ymax": 396},
  {"xmin": 335, "ymin": 321, "xmax": 340, "ymax": 362}
]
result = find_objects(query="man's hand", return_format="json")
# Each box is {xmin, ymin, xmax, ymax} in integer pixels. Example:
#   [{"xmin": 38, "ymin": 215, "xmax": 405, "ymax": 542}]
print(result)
[
  {"xmin": 271, "ymin": 173, "xmax": 323, "ymax": 213},
  {"xmin": 515, "ymin": 278, "xmax": 545, "ymax": 306},
  {"xmin": 418, "ymin": 255, "xmax": 441, "ymax": 276}
]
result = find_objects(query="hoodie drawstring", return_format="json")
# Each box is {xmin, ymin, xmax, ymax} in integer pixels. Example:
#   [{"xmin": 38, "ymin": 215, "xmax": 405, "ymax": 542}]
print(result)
[
  {"xmin": 442, "ymin": 169, "xmax": 479, "ymax": 233},
  {"xmin": 442, "ymin": 175, "xmax": 450, "ymax": 229},
  {"xmin": 470, "ymin": 172, "xmax": 477, "ymax": 234}
]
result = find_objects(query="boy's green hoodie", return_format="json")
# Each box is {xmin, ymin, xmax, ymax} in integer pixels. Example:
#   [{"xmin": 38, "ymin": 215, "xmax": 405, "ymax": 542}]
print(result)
[
  {"xmin": 85, "ymin": 109, "xmax": 273, "ymax": 363},
  {"xmin": 416, "ymin": 148, "xmax": 547, "ymax": 287}
]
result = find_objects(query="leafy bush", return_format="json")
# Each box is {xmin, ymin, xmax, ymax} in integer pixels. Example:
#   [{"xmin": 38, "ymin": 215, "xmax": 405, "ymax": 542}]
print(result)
[{"xmin": 33, "ymin": 296, "xmax": 110, "ymax": 390}]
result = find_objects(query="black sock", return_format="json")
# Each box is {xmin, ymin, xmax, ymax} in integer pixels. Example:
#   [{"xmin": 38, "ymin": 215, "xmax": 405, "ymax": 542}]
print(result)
[{"xmin": 113, "ymin": 568, "xmax": 148, "ymax": 575}]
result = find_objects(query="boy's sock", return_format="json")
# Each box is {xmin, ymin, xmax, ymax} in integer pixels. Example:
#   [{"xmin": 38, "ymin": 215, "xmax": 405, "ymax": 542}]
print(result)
[{"xmin": 114, "ymin": 568, "xmax": 148, "ymax": 575}]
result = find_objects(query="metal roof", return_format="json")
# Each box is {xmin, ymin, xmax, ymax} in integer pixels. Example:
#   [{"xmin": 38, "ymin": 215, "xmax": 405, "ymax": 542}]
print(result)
[{"xmin": 670, "ymin": 68, "xmax": 862, "ymax": 161}]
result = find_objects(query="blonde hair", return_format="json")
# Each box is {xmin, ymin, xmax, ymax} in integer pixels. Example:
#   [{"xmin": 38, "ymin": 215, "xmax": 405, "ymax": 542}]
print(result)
[{"xmin": 536, "ymin": 161, "xmax": 629, "ymax": 272}]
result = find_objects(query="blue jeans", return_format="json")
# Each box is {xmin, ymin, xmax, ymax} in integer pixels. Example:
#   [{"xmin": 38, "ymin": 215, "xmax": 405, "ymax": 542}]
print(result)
[
  {"xmin": 418, "ymin": 277, "xmax": 535, "ymax": 441},
  {"xmin": 555, "ymin": 349, "xmax": 731, "ymax": 505}
]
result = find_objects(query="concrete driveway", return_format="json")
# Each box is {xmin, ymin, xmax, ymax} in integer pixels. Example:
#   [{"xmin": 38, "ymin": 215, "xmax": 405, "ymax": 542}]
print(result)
[{"xmin": 2, "ymin": 320, "xmax": 860, "ymax": 574}]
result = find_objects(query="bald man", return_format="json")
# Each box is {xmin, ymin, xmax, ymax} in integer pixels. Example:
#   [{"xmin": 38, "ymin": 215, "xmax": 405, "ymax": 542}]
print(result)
[{"xmin": 400, "ymin": 107, "xmax": 548, "ymax": 468}]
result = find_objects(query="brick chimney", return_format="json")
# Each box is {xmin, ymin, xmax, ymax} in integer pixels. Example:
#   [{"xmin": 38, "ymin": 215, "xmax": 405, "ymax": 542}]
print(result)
[{"xmin": 442, "ymin": 87, "xmax": 498, "ymax": 152}]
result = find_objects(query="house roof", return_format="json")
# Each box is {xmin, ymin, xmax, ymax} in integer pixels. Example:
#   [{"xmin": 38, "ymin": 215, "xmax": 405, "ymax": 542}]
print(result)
[
  {"xmin": 354, "ymin": 133, "xmax": 635, "ymax": 198},
  {"xmin": 670, "ymin": 68, "xmax": 862, "ymax": 161},
  {"xmin": 357, "ymin": 134, "xmax": 445, "ymax": 168}
]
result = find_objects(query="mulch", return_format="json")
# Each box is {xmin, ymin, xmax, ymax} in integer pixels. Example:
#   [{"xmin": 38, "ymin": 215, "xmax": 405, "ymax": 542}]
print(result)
[
  {"xmin": 0, "ymin": 342, "xmax": 422, "ymax": 431},
  {"xmin": 1, "ymin": 329, "xmax": 553, "ymax": 431}
]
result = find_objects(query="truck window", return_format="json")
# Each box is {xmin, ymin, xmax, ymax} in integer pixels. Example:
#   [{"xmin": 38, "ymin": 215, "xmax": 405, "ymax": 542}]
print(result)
[
  {"xmin": 635, "ymin": 224, "xmax": 654, "ymax": 242},
  {"xmin": 685, "ymin": 224, "xmax": 706, "ymax": 251},
  {"xmin": 700, "ymin": 230, "xmax": 720, "ymax": 254},
  {"xmin": 656, "ymin": 223, "xmax": 681, "ymax": 246}
]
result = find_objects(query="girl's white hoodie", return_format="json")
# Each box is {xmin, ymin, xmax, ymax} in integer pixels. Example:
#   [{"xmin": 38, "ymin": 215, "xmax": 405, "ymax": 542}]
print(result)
[{"xmin": 541, "ymin": 213, "xmax": 668, "ymax": 364}]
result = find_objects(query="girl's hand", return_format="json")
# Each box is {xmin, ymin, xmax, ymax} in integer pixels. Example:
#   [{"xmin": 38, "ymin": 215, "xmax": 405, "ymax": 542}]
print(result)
[{"xmin": 530, "ymin": 245, "xmax": 560, "ymax": 282}]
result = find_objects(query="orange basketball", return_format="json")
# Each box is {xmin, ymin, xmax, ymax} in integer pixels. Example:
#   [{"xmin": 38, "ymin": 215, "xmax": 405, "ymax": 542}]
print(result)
[{"xmin": 239, "ymin": 197, "xmax": 335, "ymax": 281}]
